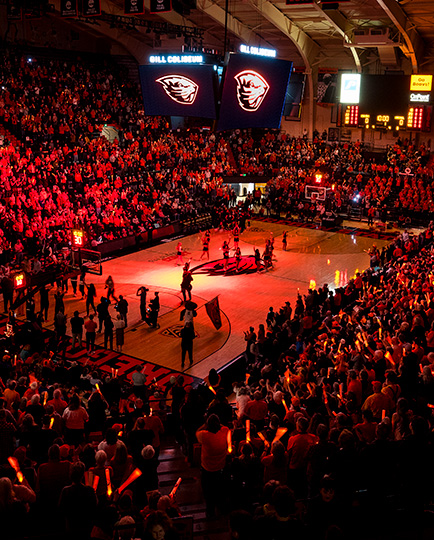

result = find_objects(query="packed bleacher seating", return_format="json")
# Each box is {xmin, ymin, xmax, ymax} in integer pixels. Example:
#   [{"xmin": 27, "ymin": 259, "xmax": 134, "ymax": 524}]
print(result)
[
  {"xmin": 2, "ymin": 47, "xmax": 434, "ymax": 540},
  {"xmin": 1, "ymin": 219, "xmax": 434, "ymax": 539}
]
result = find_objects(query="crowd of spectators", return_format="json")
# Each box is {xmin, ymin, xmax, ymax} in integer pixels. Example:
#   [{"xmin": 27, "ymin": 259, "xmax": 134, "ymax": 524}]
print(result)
[
  {"xmin": 1, "ymin": 48, "xmax": 434, "ymax": 272},
  {"xmin": 3, "ymin": 46, "xmax": 434, "ymax": 539},
  {"xmin": 1, "ymin": 222, "xmax": 434, "ymax": 539},
  {"xmin": 230, "ymin": 130, "xmax": 434, "ymax": 225}
]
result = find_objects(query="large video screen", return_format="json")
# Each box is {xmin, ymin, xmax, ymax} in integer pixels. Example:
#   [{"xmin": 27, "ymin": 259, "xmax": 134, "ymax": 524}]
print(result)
[
  {"xmin": 340, "ymin": 73, "xmax": 361, "ymax": 104},
  {"xmin": 217, "ymin": 53, "xmax": 293, "ymax": 131},
  {"xmin": 139, "ymin": 65, "xmax": 217, "ymax": 118},
  {"xmin": 359, "ymin": 75, "xmax": 409, "ymax": 117}
]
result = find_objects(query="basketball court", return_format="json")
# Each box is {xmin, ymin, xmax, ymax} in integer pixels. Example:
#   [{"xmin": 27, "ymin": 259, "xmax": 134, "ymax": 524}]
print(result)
[{"xmin": 31, "ymin": 218, "xmax": 396, "ymax": 381}]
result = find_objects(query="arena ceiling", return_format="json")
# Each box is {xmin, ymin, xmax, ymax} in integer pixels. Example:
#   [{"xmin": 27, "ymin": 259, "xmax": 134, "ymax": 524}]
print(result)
[{"xmin": 47, "ymin": 0, "xmax": 434, "ymax": 73}]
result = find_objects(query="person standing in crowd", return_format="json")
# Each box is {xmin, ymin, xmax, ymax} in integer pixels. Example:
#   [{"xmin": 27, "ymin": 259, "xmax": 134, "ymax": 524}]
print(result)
[
  {"xmin": 104, "ymin": 314, "xmax": 114, "ymax": 350},
  {"xmin": 117, "ymin": 295, "xmax": 129, "ymax": 327},
  {"xmin": 39, "ymin": 284, "xmax": 50, "ymax": 321},
  {"xmin": 196, "ymin": 414, "xmax": 229, "ymax": 518},
  {"xmin": 114, "ymin": 314, "xmax": 126, "ymax": 352},
  {"xmin": 85, "ymin": 314, "xmax": 97, "ymax": 355},
  {"xmin": 176, "ymin": 241, "xmax": 184, "ymax": 265},
  {"xmin": 147, "ymin": 292, "xmax": 160, "ymax": 328},
  {"xmin": 70, "ymin": 310, "xmax": 84, "ymax": 350},
  {"xmin": 199, "ymin": 230, "xmax": 211, "ymax": 261},
  {"xmin": 222, "ymin": 240, "xmax": 230, "ymax": 271},
  {"xmin": 58, "ymin": 461, "xmax": 97, "ymax": 539},
  {"xmin": 85, "ymin": 283, "xmax": 97, "ymax": 316},
  {"xmin": 282, "ymin": 230, "xmax": 288, "ymax": 251},
  {"xmin": 54, "ymin": 288, "xmax": 65, "ymax": 315},
  {"xmin": 232, "ymin": 224, "xmax": 240, "ymax": 249},
  {"xmin": 137, "ymin": 286, "xmax": 149, "ymax": 321},
  {"xmin": 78, "ymin": 268, "xmax": 86, "ymax": 300},
  {"xmin": 105, "ymin": 275, "xmax": 118, "ymax": 302},
  {"xmin": 97, "ymin": 297, "xmax": 110, "ymax": 333},
  {"xmin": 70, "ymin": 273, "xmax": 78, "ymax": 297},
  {"xmin": 181, "ymin": 321, "xmax": 195, "ymax": 369},
  {"xmin": 235, "ymin": 246, "xmax": 242, "ymax": 272},
  {"xmin": 181, "ymin": 265, "xmax": 193, "ymax": 303}
]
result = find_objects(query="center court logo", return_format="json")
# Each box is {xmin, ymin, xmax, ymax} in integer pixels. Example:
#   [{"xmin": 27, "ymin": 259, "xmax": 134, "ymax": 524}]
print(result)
[
  {"xmin": 156, "ymin": 75, "xmax": 199, "ymax": 104},
  {"xmin": 234, "ymin": 70, "xmax": 270, "ymax": 112}
]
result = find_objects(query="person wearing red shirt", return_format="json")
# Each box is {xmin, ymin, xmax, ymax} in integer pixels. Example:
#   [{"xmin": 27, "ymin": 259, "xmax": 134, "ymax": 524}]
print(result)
[
  {"xmin": 287, "ymin": 417, "xmax": 318, "ymax": 494},
  {"xmin": 243, "ymin": 391, "xmax": 268, "ymax": 429}
]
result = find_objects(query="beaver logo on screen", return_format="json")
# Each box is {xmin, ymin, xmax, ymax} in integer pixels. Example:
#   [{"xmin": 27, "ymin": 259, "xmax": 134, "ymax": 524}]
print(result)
[
  {"xmin": 234, "ymin": 70, "xmax": 270, "ymax": 112},
  {"xmin": 156, "ymin": 75, "xmax": 199, "ymax": 105}
]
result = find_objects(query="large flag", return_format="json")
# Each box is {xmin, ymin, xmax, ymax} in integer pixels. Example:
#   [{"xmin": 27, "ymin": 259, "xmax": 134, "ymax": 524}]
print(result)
[{"xmin": 205, "ymin": 296, "xmax": 222, "ymax": 330}]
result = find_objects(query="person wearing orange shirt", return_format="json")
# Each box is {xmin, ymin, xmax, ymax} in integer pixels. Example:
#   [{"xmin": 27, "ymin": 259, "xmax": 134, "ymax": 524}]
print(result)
[{"xmin": 196, "ymin": 415, "xmax": 229, "ymax": 518}]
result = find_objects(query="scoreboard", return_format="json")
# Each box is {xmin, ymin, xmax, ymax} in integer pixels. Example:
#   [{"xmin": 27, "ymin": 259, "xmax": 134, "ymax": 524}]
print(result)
[{"xmin": 337, "ymin": 74, "xmax": 433, "ymax": 132}]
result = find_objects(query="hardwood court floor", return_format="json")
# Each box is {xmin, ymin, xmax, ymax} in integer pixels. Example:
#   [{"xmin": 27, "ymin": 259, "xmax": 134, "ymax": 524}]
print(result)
[{"xmin": 39, "ymin": 220, "xmax": 391, "ymax": 380}]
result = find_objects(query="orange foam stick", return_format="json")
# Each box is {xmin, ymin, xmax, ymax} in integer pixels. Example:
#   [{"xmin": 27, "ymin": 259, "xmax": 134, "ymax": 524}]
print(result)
[
  {"xmin": 385, "ymin": 351, "xmax": 395, "ymax": 366},
  {"xmin": 258, "ymin": 432, "xmax": 269, "ymax": 448},
  {"xmin": 382, "ymin": 409, "xmax": 386, "ymax": 420},
  {"xmin": 118, "ymin": 468, "xmax": 143, "ymax": 494},
  {"xmin": 105, "ymin": 468, "xmax": 112, "ymax": 497},
  {"xmin": 272, "ymin": 428, "xmax": 288, "ymax": 445},
  {"xmin": 246, "ymin": 419, "xmax": 251, "ymax": 443},
  {"xmin": 8, "ymin": 456, "xmax": 24, "ymax": 483},
  {"xmin": 208, "ymin": 385, "xmax": 216, "ymax": 395},
  {"xmin": 169, "ymin": 477, "xmax": 182, "ymax": 499},
  {"xmin": 282, "ymin": 398, "xmax": 289, "ymax": 414},
  {"xmin": 227, "ymin": 430, "xmax": 233, "ymax": 454}
]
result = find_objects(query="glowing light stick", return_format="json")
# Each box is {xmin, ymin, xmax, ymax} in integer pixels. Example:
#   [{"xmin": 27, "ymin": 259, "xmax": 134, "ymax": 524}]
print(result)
[
  {"xmin": 8, "ymin": 457, "xmax": 24, "ymax": 483},
  {"xmin": 49, "ymin": 417, "xmax": 54, "ymax": 429},
  {"xmin": 245, "ymin": 373, "xmax": 250, "ymax": 384},
  {"xmin": 208, "ymin": 385, "xmax": 216, "ymax": 395},
  {"xmin": 246, "ymin": 419, "xmax": 251, "ymax": 443},
  {"xmin": 382, "ymin": 410, "xmax": 386, "ymax": 420},
  {"xmin": 118, "ymin": 468, "xmax": 143, "ymax": 494},
  {"xmin": 227, "ymin": 430, "xmax": 232, "ymax": 453},
  {"xmin": 43, "ymin": 392, "xmax": 48, "ymax": 406},
  {"xmin": 105, "ymin": 468, "xmax": 112, "ymax": 497},
  {"xmin": 93, "ymin": 475, "xmax": 99, "ymax": 491},
  {"xmin": 282, "ymin": 399, "xmax": 289, "ymax": 414},
  {"xmin": 272, "ymin": 428, "xmax": 288, "ymax": 445},
  {"xmin": 169, "ymin": 477, "xmax": 182, "ymax": 499},
  {"xmin": 385, "ymin": 351, "xmax": 395, "ymax": 366},
  {"xmin": 258, "ymin": 432, "xmax": 269, "ymax": 448}
]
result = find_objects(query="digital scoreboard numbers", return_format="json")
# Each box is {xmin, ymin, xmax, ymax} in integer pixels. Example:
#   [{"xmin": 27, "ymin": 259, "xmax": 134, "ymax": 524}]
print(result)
[
  {"xmin": 337, "ymin": 73, "xmax": 432, "ymax": 132},
  {"xmin": 343, "ymin": 105, "xmax": 359, "ymax": 126}
]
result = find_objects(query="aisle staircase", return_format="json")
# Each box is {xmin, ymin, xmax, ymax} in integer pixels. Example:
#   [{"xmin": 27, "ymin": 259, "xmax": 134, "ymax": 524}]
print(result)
[{"xmin": 158, "ymin": 436, "xmax": 230, "ymax": 540}]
